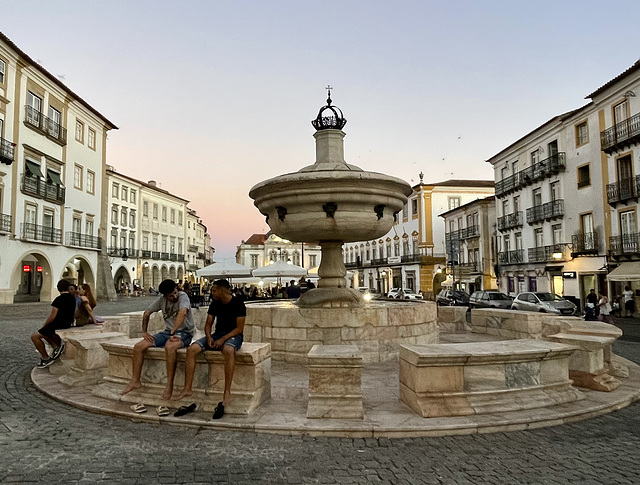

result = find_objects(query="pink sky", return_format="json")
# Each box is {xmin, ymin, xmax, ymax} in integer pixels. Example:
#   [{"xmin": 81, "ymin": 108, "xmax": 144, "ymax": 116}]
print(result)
[{"xmin": 4, "ymin": 0, "xmax": 640, "ymax": 259}]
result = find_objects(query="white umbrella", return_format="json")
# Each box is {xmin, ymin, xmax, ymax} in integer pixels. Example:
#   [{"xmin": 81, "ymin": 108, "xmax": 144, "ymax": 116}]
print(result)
[
  {"xmin": 252, "ymin": 260, "xmax": 308, "ymax": 278},
  {"xmin": 196, "ymin": 260, "xmax": 253, "ymax": 279}
]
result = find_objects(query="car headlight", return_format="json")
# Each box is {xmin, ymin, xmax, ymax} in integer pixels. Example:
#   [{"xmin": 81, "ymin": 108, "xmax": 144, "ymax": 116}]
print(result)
[{"xmin": 363, "ymin": 293, "xmax": 372, "ymax": 302}]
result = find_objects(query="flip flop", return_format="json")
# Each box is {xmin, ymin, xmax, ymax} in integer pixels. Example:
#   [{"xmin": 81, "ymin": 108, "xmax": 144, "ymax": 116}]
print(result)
[
  {"xmin": 212, "ymin": 401, "xmax": 225, "ymax": 420},
  {"xmin": 173, "ymin": 403, "xmax": 197, "ymax": 417},
  {"xmin": 157, "ymin": 406, "xmax": 170, "ymax": 417},
  {"xmin": 130, "ymin": 403, "xmax": 147, "ymax": 414}
]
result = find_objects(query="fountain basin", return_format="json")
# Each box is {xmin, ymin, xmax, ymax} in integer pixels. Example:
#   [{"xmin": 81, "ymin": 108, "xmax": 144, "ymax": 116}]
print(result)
[{"xmin": 244, "ymin": 299, "xmax": 438, "ymax": 363}]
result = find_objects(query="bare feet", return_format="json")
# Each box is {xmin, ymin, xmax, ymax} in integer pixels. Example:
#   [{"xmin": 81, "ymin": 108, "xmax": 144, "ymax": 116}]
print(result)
[
  {"xmin": 162, "ymin": 385, "xmax": 173, "ymax": 401},
  {"xmin": 122, "ymin": 381, "xmax": 141, "ymax": 395},
  {"xmin": 176, "ymin": 389, "xmax": 193, "ymax": 400}
]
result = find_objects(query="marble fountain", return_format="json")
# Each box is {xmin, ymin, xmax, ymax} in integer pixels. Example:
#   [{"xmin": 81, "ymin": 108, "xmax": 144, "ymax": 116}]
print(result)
[{"xmin": 30, "ymin": 93, "xmax": 640, "ymax": 436}]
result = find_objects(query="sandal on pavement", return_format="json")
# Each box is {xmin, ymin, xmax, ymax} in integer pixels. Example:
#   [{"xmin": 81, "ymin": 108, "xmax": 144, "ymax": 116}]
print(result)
[
  {"xmin": 174, "ymin": 403, "xmax": 197, "ymax": 417},
  {"xmin": 212, "ymin": 402, "xmax": 225, "ymax": 420},
  {"xmin": 157, "ymin": 406, "xmax": 170, "ymax": 417},
  {"xmin": 130, "ymin": 403, "xmax": 147, "ymax": 414}
]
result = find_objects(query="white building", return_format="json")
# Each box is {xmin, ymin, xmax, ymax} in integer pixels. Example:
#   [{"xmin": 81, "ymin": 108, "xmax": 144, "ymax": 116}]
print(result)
[
  {"xmin": 440, "ymin": 196, "xmax": 497, "ymax": 293},
  {"xmin": 0, "ymin": 31, "xmax": 116, "ymax": 303},
  {"xmin": 236, "ymin": 233, "xmax": 321, "ymax": 270},
  {"xmin": 185, "ymin": 208, "xmax": 213, "ymax": 282},
  {"xmin": 343, "ymin": 177, "xmax": 494, "ymax": 297}
]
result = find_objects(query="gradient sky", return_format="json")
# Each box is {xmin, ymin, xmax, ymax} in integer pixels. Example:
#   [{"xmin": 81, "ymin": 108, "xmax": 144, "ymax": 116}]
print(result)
[{"xmin": 3, "ymin": 0, "xmax": 640, "ymax": 259}]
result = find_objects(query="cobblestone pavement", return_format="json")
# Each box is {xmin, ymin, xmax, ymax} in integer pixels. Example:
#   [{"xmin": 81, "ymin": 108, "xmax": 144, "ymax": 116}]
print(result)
[{"xmin": 1, "ymin": 298, "xmax": 640, "ymax": 484}]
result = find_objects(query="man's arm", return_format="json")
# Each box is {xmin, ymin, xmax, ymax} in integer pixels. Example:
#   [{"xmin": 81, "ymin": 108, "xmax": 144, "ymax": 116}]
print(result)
[
  {"xmin": 213, "ymin": 316, "xmax": 245, "ymax": 348},
  {"xmin": 204, "ymin": 314, "xmax": 214, "ymax": 346},
  {"xmin": 169, "ymin": 308, "xmax": 188, "ymax": 335},
  {"xmin": 41, "ymin": 307, "xmax": 58, "ymax": 328}
]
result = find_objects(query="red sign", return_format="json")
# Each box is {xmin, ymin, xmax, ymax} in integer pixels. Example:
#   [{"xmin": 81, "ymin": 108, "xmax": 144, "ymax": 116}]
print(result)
[
  {"xmin": 23, "ymin": 265, "xmax": 31, "ymax": 272},
  {"xmin": 37, "ymin": 266, "xmax": 43, "ymax": 272}
]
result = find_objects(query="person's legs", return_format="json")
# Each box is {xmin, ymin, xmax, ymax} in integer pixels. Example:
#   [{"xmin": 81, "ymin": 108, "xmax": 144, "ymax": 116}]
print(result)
[
  {"xmin": 177, "ymin": 342, "xmax": 204, "ymax": 399},
  {"xmin": 222, "ymin": 344, "xmax": 236, "ymax": 406},
  {"xmin": 162, "ymin": 339, "xmax": 185, "ymax": 400},
  {"xmin": 122, "ymin": 338, "xmax": 154, "ymax": 394},
  {"xmin": 31, "ymin": 331, "xmax": 50, "ymax": 359}
]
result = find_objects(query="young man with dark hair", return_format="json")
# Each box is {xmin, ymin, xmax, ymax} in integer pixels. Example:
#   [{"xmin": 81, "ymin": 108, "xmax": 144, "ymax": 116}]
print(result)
[
  {"xmin": 122, "ymin": 278, "xmax": 195, "ymax": 400},
  {"xmin": 177, "ymin": 278, "xmax": 246, "ymax": 419},
  {"xmin": 31, "ymin": 279, "xmax": 76, "ymax": 368}
]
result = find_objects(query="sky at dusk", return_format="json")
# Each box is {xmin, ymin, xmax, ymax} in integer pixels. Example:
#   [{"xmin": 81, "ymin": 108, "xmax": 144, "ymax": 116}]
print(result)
[{"xmin": 3, "ymin": 0, "xmax": 640, "ymax": 259}]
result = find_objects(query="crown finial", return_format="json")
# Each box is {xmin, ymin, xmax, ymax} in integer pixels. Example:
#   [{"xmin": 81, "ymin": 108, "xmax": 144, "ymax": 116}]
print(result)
[
  {"xmin": 326, "ymin": 84, "xmax": 333, "ymax": 105},
  {"xmin": 312, "ymin": 86, "xmax": 347, "ymax": 131}
]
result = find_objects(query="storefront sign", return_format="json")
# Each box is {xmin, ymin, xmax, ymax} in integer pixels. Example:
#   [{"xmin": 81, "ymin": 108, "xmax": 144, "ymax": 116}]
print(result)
[{"xmin": 562, "ymin": 271, "xmax": 576, "ymax": 278}]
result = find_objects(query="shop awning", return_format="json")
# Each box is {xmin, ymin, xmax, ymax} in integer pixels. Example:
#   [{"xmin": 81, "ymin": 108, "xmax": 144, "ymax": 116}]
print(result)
[{"xmin": 607, "ymin": 262, "xmax": 640, "ymax": 282}]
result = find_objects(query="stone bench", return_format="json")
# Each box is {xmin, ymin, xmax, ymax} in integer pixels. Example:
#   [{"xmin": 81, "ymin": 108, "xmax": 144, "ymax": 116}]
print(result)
[
  {"xmin": 94, "ymin": 340, "xmax": 271, "ymax": 415},
  {"xmin": 545, "ymin": 333, "xmax": 621, "ymax": 391},
  {"xmin": 307, "ymin": 345, "xmax": 364, "ymax": 419},
  {"xmin": 399, "ymin": 339, "xmax": 583, "ymax": 418}
]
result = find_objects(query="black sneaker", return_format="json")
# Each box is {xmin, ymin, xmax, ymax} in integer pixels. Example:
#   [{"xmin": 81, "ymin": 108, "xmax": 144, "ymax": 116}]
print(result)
[
  {"xmin": 37, "ymin": 358, "xmax": 54, "ymax": 368},
  {"xmin": 51, "ymin": 340, "xmax": 66, "ymax": 360}
]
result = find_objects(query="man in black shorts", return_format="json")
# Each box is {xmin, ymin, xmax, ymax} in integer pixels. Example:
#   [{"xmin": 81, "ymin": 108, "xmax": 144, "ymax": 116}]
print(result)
[
  {"xmin": 177, "ymin": 279, "xmax": 246, "ymax": 419},
  {"xmin": 31, "ymin": 279, "xmax": 76, "ymax": 368}
]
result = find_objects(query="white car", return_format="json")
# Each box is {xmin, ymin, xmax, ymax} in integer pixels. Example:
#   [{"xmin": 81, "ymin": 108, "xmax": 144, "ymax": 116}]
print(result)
[{"xmin": 388, "ymin": 288, "xmax": 423, "ymax": 300}]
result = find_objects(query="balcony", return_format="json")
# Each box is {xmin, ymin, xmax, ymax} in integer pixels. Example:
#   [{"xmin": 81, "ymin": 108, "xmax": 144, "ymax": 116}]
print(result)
[
  {"xmin": 609, "ymin": 233, "xmax": 640, "ymax": 257},
  {"xmin": 445, "ymin": 229, "xmax": 461, "ymax": 241},
  {"xmin": 0, "ymin": 137, "xmax": 15, "ymax": 165},
  {"xmin": 571, "ymin": 232, "xmax": 599, "ymax": 257},
  {"xmin": 401, "ymin": 254, "xmax": 422, "ymax": 263},
  {"xmin": 370, "ymin": 257, "xmax": 388, "ymax": 265},
  {"xmin": 169, "ymin": 253, "xmax": 177, "ymax": 261},
  {"xmin": 460, "ymin": 225, "xmax": 480, "ymax": 239},
  {"xmin": 345, "ymin": 261, "xmax": 360, "ymax": 269},
  {"xmin": 526, "ymin": 200, "xmax": 564, "ymax": 224},
  {"xmin": 141, "ymin": 250, "xmax": 151, "ymax": 258},
  {"xmin": 20, "ymin": 223, "xmax": 61, "ymax": 244},
  {"xmin": 188, "ymin": 264, "xmax": 200, "ymax": 271},
  {"xmin": 66, "ymin": 232, "xmax": 101, "ymax": 250},
  {"xmin": 498, "ymin": 250, "xmax": 524, "ymax": 265},
  {"xmin": 0, "ymin": 213, "xmax": 11, "ymax": 233},
  {"xmin": 497, "ymin": 211, "xmax": 523, "ymax": 232},
  {"xmin": 108, "ymin": 247, "xmax": 136, "ymax": 259},
  {"xmin": 601, "ymin": 112, "xmax": 640, "ymax": 153},
  {"xmin": 459, "ymin": 261, "xmax": 482, "ymax": 273},
  {"xmin": 21, "ymin": 174, "xmax": 65, "ymax": 205},
  {"xmin": 24, "ymin": 106, "xmax": 67, "ymax": 145},
  {"xmin": 606, "ymin": 176, "xmax": 640, "ymax": 206},
  {"xmin": 161, "ymin": 252, "xmax": 170, "ymax": 260},
  {"xmin": 188, "ymin": 244, "xmax": 198, "ymax": 252},
  {"xmin": 151, "ymin": 251, "xmax": 161, "ymax": 259},
  {"xmin": 495, "ymin": 153, "xmax": 566, "ymax": 198},
  {"xmin": 528, "ymin": 244, "xmax": 567, "ymax": 263}
]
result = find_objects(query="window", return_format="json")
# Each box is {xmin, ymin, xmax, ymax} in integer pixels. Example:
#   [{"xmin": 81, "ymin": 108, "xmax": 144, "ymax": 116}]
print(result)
[
  {"xmin": 250, "ymin": 254, "xmax": 259, "ymax": 268},
  {"xmin": 27, "ymin": 91, "xmax": 42, "ymax": 116},
  {"xmin": 552, "ymin": 224, "xmax": 562, "ymax": 245},
  {"xmin": 111, "ymin": 205, "xmax": 118, "ymax": 224},
  {"xmin": 448, "ymin": 196, "xmax": 461, "ymax": 210},
  {"xmin": 309, "ymin": 255, "xmax": 317, "ymax": 267},
  {"xmin": 394, "ymin": 239, "xmax": 400, "ymax": 256},
  {"xmin": 130, "ymin": 210, "xmax": 136, "ymax": 228},
  {"xmin": 576, "ymin": 121, "xmax": 588, "ymax": 146},
  {"xmin": 153, "ymin": 203, "xmax": 158, "ymax": 220},
  {"xmin": 143, "ymin": 235, "xmax": 149, "ymax": 250},
  {"xmin": 170, "ymin": 208, "xmax": 175, "ymax": 224},
  {"xmin": 533, "ymin": 188, "xmax": 542, "ymax": 206},
  {"xmin": 130, "ymin": 189, "xmax": 136, "ymax": 204},
  {"xmin": 411, "ymin": 198, "xmax": 418, "ymax": 216},
  {"xmin": 578, "ymin": 164, "xmax": 590, "ymax": 188},
  {"xmin": 162, "ymin": 206, "xmax": 167, "ymax": 222},
  {"xmin": 121, "ymin": 187, "xmax": 127, "ymax": 201},
  {"xmin": 178, "ymin": 211, "xmax": 183, "ymax": 225},
  {"xmin": 88, "ymin": 128, "xmax": 96, "ymax": 149},
  {"xmin": 153, "ymin": 236, "xmax": 158, "ymax": 251},
  {"xmin": 403, "ymin": 203, "xmax": 408, "ymax": 220},
  {"xmin": 75, "ymin": 120, "xmax": 84, "ymax": 143},
  {"xmin": 513, "ymin": 196, "xmax": 520, "ymax": 213},
  {"xmin": 112, "ymin": 183, "xmax": 119, "ymax": 199},
  {"xmin": 535, "ymin": 228, "xmax": 544, "ymax": 247},
  {"xmin": 46, "ymin": 169, "xmax": 63, "ymax": 186},
  {"xmin": 129, "ymin": 232, "xmax": 135, "ymax": 250},
  {"xmin": 121, "ymin": 208, "xmax": 127, "ymax": 226},
  {"xmin": 502, "ymin": 199, "xmax": 509, "ymax": 216},
  {"xmin": 501, "ymin": 166, "xmax": 508, "ymax": 180},
  {"xmin": 0, "ymin": 58, "xmax": 5, "ymax": 84},
  {"xmin": 512, "ymin": 160, "xmax": 519, "ymax": 173},
  {"xmin": 178, "ymin": 240, "xmax": 183, "ymax": 254},
  {"xmin": 515, "ymin": 232, "xmax": 522, "ymax": 250},
  {"xmin": 47, "ymin": 106, "xmax": 62, "ymax": 137},
  {"xmin": 162, "ymin": 236, "xmax": 167, "ymax": 252},
  {"xmin": 143, "ymin": 200, "xmax": 149, "ymax": 217},
  {"xmin": 72, "ymin": 215, "xmax": 82, "ymax": 234},
  {"xmin": 73, "ymin": 165, "xmax": 83, "ymax": 189},
  {"xmin": 86, "ymin": 219, "xmax": 94, "ymax": 236},
  {"xmin": 86, "ymin": 170, "xmax": 95, "ymax": 194},
  {"xmin": 531, "ymin": 149, "xmax": 540, "ymax": 165}
]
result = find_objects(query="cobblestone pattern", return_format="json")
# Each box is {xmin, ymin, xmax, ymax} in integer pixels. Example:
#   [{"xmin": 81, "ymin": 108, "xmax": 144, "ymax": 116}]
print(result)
[{"xmin": 1, "ymin": 299, "xmax": 639, "ymax": 484}]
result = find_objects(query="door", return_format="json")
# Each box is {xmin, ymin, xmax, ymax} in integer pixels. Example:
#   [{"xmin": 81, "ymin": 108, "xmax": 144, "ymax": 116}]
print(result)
[
  {"xmin": 552, "ymin": 275, "xmax": 564, "ymax": 296},
  {"xmin": 620, "ymin": 210, "xmax": 637, "ymax": 253},
  {"xmin": 581, "ymin": 213, "xmax": 595, "ymax": 250},
  {"xmin": 42, "ymin": 210, "xmax": 54, "ymax": 242},
  {"xmin": 617, "ymin": 156, "xmax": 633, "ymax": 199},
  {"xmin": 24, "ymin": 204, "xmax": 36, "ymax": 239},
  {"xmin": 614, "ymin": 100, "xmax": 629, "ymax": 142}
]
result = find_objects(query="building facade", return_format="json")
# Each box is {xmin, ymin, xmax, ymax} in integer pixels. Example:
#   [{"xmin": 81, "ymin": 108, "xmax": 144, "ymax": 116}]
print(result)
[
  {"xmin": 236, "ymin": 233, "xmax": 321, "ymax": 270},
  {"xmin": 0, "ymin": 32, "xmax": 116, "ymax": 303},
  {"xmin": 343, "ymin": 177, "xmax": 495, "ymax": 297},
  {"xmin": 185, "ymin": 208, "xmax": 213, "ymax": 282},
  {"xmin": 440, "ymin": 196, "xmax": 497, "ymax": 294}
]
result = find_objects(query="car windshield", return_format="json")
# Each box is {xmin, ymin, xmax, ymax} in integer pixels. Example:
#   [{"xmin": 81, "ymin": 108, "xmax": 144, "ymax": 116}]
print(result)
[
  {"xmin": 488, "ymin": 293, "xmax": 510, "ymax": 300},
  {"xmin": 535, "ymin": 293, "xmax": 563, "ymax": 302}
]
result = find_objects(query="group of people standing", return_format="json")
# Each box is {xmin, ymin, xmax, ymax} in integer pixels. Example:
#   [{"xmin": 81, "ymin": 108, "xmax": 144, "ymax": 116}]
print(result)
[
  {"xmin": 31, "ymin": 280, "xmax": 100, "ymax": 368},
  {"xmin": 585, "ymin": 286, "xmax": 637, "ymax": 323}
]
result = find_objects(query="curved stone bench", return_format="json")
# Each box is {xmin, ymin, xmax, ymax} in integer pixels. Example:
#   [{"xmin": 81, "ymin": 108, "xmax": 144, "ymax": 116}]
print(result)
[
  {"xmin": 93, "ymin": 340, "xmax": 271, "ymax": 415},
  {"xmin": 399, "ymin": 339, "xmax": 584, "ymax": 418}
]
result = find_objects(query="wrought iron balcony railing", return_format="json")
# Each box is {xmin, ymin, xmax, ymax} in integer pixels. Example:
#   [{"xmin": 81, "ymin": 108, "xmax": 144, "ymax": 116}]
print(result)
[
  {"xmin": 169, "ymin": 253, "xmax": 177, "ymax": 261},
  {"xmin": 497, "ymin": 249, "xmax": 525, "ymax": 265},
  {"xmin": 401, "ymin": 254, "xmax": 423, "ymax": 263},
  {"xmin": 161, "ymin": 252, "xmax": 170, "ymax": 260},
  {"xmin": 0, "ymin": 137, "xmax": 15, "ymax": 165},
  {"xmin": 445, "ymin": 229, "xmax": 461, "ymax": 241},
  {"xmin": 495, "ymin": 153, "xmax": 566, "ymax": 198},
  {"xmin": 527, "ymin": 244, "xmax": 567, "ymax": 263},
  {"xmin": 24, "ymin": 106, "xmax": 67, "ymax": 145},
  {"xmin": 571, "ymin": 232, "xmax": 599, "ymax": 256},
  {"xmin": 151, "ymin": 251, "xmax": 161, "ymax": 259},
  {"xmin": 20, "ymin": 223, "xmax": 61, "ymax": 244},
  {"xmin": 497, "ymin": 211, "xmax": 523, "ymax": 232},
  {"xmin": 21, "ymin": 174, "xmax": 65, "ymax": 204},
  {"xmin": 609, "ymin": 233, "xmax": 640, "ymax": 256},
  {"xmin": 460, "ymin": 225, "xmax": 480, "ymax": 239},
  {"xmin": 459, "ymin": 261, "xmax": 482, "ymax": 273},
  {"xmin": 107, "ymin": 247, "xmax": 137, "ymax": 258},
  {"xmin": 187, "ymin": 244, "xmax": 199, "ymax": 252},
  {"xmin": 601, "ymin": 112, "xmax": 640, "ymax": 153},
  {"xmin": 66, "ymin": 232, "xmax": 101, "ymax": 249},
  {"xmin": 606, "ymin": 176, "xmax": 640, "ymax": 206},
  {"xmin": 141, "ymin": 250, "xmax": 151, "ymax": 258},
  {"xmin": 526, "ymin": 200, "xmax": 564, "ymax": 224},
  {"xmin": 0, "ymin": 213, "xmax": 11, "ymax": 233}
]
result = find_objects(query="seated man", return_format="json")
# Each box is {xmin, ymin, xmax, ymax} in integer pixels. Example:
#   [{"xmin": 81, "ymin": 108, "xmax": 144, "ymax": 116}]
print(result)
[
  {"xmin": 31, "ymin": 279, "xmax": 76, "ymax": 368},
  {"xmin": 177, "ymin": 278, "xmax": 246, "ymax": 419},
  {"xmin": 122, "ymin": 279, "xmax": 195, "ymax": 400}
]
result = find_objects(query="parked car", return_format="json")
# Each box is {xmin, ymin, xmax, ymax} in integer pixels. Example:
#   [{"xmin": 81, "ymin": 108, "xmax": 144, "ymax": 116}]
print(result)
[
  {"xmin": 357, "ymin": 287, "xmax": 374, "ymax": 301},
  {"xmin": 388, "ymin": 288, "xmax": 423, "ymax": 300},
  {"xmin": 469, "ymin": 291, "xmax": 513, "ymax": 309},
  {"xmin": 511, "ymin": 292, "xmax": 577, "ymax": 315},
  {"xmin": 436, "ymin": 289, "xmax": 470, "ymax": 306}
]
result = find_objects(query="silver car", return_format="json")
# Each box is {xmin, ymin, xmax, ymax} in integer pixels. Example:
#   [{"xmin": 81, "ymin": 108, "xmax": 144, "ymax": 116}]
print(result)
[{"xmin": 511, "ymin": 292, "xmax": 577, "ymax": 315}]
